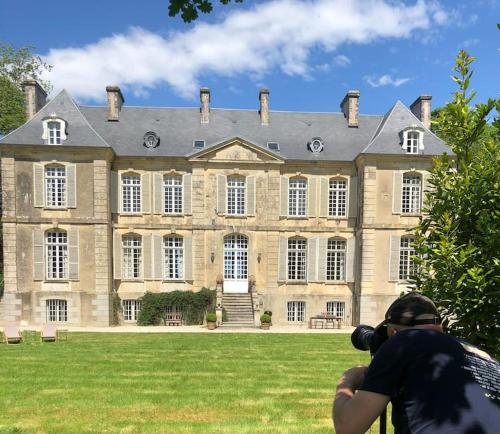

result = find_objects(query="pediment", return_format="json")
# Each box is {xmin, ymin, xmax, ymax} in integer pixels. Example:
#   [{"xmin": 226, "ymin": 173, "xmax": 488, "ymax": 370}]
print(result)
[{"xmin": 189, "ymin": 137, "xmax": 284, "ymax": 164}]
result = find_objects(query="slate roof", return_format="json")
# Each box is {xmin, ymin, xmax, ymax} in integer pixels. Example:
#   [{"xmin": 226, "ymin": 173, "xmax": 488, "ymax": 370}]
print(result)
[{"xmin": 0, "ymin": 89, "xmax": 449, "ymax": 160}]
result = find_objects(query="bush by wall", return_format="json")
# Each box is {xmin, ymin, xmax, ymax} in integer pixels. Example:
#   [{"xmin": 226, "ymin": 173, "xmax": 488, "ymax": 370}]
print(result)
[{"xmin": 137, "ymin": 288, "xmax": 216, "ymax": 326}]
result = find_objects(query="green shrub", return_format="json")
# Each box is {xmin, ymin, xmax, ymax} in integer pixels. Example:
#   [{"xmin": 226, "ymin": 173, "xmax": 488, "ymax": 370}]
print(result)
[
  {"xmin": 260, "ymin": 314, "xmax": 272, "ymax": 323},
  {"xmin": 206, "ymin": 312, "xmax": 217, "ymax": 322}
]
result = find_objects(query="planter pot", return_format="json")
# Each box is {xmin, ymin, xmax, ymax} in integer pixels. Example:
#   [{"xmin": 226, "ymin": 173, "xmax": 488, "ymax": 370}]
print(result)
[
  {"xmin": 207, "ymin": 321, "xmax": 217, "ymax": 330},
  {"xmin": 260, "ymin": 323, "xmax": 271, "ymax": 330}
]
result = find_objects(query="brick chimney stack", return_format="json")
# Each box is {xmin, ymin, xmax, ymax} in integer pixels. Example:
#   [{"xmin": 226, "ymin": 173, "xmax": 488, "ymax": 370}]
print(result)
[
  {"xmin": 200, "ymin": 87, "xmax": 210, "ymax": 124},
  {"xmin": 259, "ymin": 88, "xmax": 269, "ymax": 126},
  {"xmin": 410, "ymin": 95, "xmax": 432, "ymax": 130},
  {"xmin": 22, "ymin": 80, "xmax": 47, "ymax": 120},
  {"xmin": 106, "ymin": 86, "xmax": 124, "ymax": 121},
  {"xmin": 340, "ymin": 90, "xmax": 360, "ymax": 128}
]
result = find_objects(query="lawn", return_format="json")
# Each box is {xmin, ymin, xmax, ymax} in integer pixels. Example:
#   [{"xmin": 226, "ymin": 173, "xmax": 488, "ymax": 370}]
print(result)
[{"xmin": 0, "ymin": 333, "xmax": 376, "ymax": 434}]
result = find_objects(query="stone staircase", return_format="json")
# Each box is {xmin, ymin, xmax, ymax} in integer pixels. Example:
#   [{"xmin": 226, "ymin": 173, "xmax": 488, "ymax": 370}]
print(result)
[{"xmin": 221, "ymin": 293, "xmax": 255, "ymax": 327}]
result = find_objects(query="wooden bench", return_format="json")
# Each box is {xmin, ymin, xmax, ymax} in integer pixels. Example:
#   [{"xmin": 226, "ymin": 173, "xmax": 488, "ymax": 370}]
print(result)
[{"xmin": 164, "ymin": 313, "xmax": 183, "ymax": 326}]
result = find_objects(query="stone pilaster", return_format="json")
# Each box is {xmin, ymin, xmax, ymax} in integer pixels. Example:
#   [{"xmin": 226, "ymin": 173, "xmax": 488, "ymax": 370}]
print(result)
[
  {"xmin": 92, "ymin": 224, "xmax": 111, "ymax": 325},
  {"xmin": 1, "ymin": 157, "xmax": 16, "ymax": 218},
  {"xmin": 0, "ymin": 223, "xmax": 21, "ymax": 324},
  {"xmin": 93, "ymin": 160, "xmax": 109, "ymax": 219}
]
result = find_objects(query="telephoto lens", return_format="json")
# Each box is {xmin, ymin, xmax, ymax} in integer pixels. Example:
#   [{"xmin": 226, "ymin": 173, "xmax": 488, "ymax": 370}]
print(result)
[{"xmin": 351, "ymin": 325, "xmax": 375, "ymax": 351}]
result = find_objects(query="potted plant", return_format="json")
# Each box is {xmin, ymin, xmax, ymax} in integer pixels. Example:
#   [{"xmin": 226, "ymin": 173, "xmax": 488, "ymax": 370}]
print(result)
[
  {"xmin": 260, "ymin": 313, "xmax": 272, "ymax": 330},
  {"xmin": 206, "ymin": 312, "xmax": 217, "ymax": 330}
]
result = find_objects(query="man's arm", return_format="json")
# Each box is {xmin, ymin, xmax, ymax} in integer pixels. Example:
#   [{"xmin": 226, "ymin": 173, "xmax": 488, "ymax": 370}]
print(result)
[{"xmin": 333, "ymin": 366, "xmax": 390, "ymax": 434}]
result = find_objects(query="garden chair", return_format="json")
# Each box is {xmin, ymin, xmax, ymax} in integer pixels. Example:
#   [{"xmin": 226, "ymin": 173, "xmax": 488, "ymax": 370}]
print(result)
[
  {"xmin": 41, "ymin": 324, "xmax": 57, "ymax": 342},
  {"xmin": 3, "ymin": 325, "xmax": 22, "ymax": 344}
]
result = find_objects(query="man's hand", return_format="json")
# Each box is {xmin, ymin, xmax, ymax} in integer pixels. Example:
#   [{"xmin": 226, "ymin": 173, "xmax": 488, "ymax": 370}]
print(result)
[{"xmin": 337, "ymin": 366, "xmax": 368, "ymax": 394}]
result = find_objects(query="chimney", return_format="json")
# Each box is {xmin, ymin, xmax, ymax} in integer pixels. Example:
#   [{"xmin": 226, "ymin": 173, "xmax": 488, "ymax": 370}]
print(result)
[
  {"xmin": 340, "ymin": 90, "xmax": 360, "ymax": 127},
  {"xmin": 410, "ymin": 95, "xmax": 432, "ymax": 130},
  {"xmin": 259, "ymin": 88, "xmax": 270, "ymax": 126},
  {"xmin": 106, "ymin": 86, "xmax": 124, "ymax": 121},
  {"xmin": 200, "ymin": 87, "xmax": 210, "ymax": 124},
  {"xmin": 22, "ymin": 80, "xmax": 47, "ymax": 120}
]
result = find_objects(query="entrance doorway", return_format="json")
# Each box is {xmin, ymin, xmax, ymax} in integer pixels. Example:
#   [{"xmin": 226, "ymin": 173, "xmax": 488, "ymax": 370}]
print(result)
[{"xmin": 223, "ymin": 234, "xmax": 248, "ymax": 293}]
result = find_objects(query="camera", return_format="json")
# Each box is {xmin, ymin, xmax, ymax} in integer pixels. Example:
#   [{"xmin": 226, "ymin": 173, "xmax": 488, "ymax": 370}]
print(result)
[{"xmin": 351, "ymin": 324, "xmax": 388, "ymax": 354}]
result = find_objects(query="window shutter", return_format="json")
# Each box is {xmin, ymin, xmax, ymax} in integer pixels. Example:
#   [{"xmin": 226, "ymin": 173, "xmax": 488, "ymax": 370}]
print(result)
[
  {"xmin": 66, "ymin": 164, "xmax": 76, "ymax": 208},
  {"xmin": 33, "ymin": 163, "xmax": 44, "ymax": 207},
  {"xmin": 217, "ymin": 174, "xmax": 226, "ymax": 214},
  {"xmin": 153, "ymin": 235, "xmax": 163, "ymax": 280},
  {"xmin": 278, "ymin": 237, "xmax": 287, "ymax": 281},
  {"xmin": 246, "ymin": 176, "xmax": 256, "ymax": 216},
  {"xmin": 307, "ymin": 177, "xmax": 317, "ymax": 217},
  {"xmin": 319, "ymin": 177, "xmax": 329, "ymax": 217},
  {"xmin": 307, "ymin": 237, "xmax": 318, "ymax": 282},
  {"xmin": 318, "ymin": 238, "xmax": 327, "ymax": 281},
  {"xmin": 402, "ymin": 133, "xmax": 408, "ymax": 152},
  {"xmin": 280, "ymin": 176, "xmax": 288, "ymax": 217},
  {"xmin": 392, "ymin": 171, "xmax": 403, "ymax": 214},
  {"xmin": 183, "ymin": 174, "xmax": 192, "ymax": 215},
  {"xmin": 113, "ymin": 232, "xmax": 122, "ymax": 279},
  {"xmin": 418, "ymin": 133, "xmax": 424, "ymax": 151},
  {"xmin": 110, "ymin": 171, "xmax": 118, "ymax": 214},
  {"xmin": 143, "ymin": 234, "xmax": 152, "ymax": 279},
  {"xmin": 348, "ymin": 176, "xmax": 358, "ymax": 219},
  {"xmin": 33, "ymin": 228, "xmax": 45, "ymax": 280},
  {"xmin": 68, "ymin": 227, "xmax": 79, "ymax": 280},
  {"xmin": 184, "ymin": 235, "xmax": 193, "ymax": 281},
  {"xmin": 153, "ymin": 173, "xmax": 163, "ymax": 214},
  {"xmin": 422, "ymin": 171, "xmax": 430, "ymax": 208},
  {"xmin": 346, "ymin": 237, "xmax": 355, "ymax": 282},
  {"xmin": 141, "ymin": 173, "xmax": 151, "ymax": 213},
  {"xmin": 389, "ymin": 235, "xmax": 400, "ymax": 281}
]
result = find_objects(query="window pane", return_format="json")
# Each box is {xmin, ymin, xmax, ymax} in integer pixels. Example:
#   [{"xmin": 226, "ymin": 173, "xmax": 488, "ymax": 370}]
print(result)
[
  {"xmin": 45, "ymin": 166, "xmax": 66, "ymax": 207},
  {"xmin": 326, "ymin": 301, "xmax": 345, "ymax": 318},
  {"xmin": 122, "ymin": 175, "xmax": 141, "ymax": 213},
  {"xmin": 46, "ymin": 299, "xmax": 67, "ymax": 322},
  {"xmin": 164, "ymin": 176, "xmax": 183, "ymax": 214},
  {"xmin": 46, "ymin": 231, "xmax": 68, "ymax": 279},
  {"xmin": 287, "ymin": 238, "xmax": 307, "ymax": 280},
  {"xmin": 123, "ymin": 235, "xmax": 142, "ymax": 278},
  {"xmin": 399, "ymin": 237, "xmax": 416, "ymax": 280},
  {"xmin": 164, "ymin": 236, "xmax": 184, "ymax": 279},
  {"xmin": 402, "ymin": 174, "xmax": 421, "ymax": 213},
  {"xmin": 287, "ymin": 301, "xmax": 306, "ymax": 322},
  {"xmin": 288, "ymin": 178, "xmax": 307, "ymax": 216},
  {"xmin": 227, "ymin": 177, "xmax": 246, "ymax": 215},
  {"xmin": 329, "ymin": 179, "xmax": 347, "ymax": 217},
  {"xmin": 326, "ymin": 239, "xmax": 346, "ymax": 281},
  {"xmin": 224, "ymin": 234, "xmax": 248, "ymax": 279}
]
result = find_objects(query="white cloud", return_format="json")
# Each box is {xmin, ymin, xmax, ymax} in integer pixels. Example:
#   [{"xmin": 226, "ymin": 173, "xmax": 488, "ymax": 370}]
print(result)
[
  {"xmin": 42, "ymin": 0, "xmax": 447, "ymax": 101},
  {"xmin": 333, "ymin": 55, "xmax": 351, "ymax": 67},
  {"xmin": 364, "ymin": 74, "xmax": 411, "ymax": 87}
]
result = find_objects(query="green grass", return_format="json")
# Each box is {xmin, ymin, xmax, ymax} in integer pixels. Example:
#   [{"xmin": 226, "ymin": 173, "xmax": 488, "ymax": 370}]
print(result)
[{"xmin": 0, "ymin": 333, "xmax": 375, "ymax": 434}]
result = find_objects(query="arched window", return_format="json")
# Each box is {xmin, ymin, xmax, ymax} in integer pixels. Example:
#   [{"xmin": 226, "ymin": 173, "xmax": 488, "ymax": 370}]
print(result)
[
  {"xmin": 402, "ymin": 173, "xmax": 422, "ymax": 214},
  {"xmin": 224, "ymin": 234, "xmax": 248, "ymax": 280},
  {"xmin": 122, "ymin": 173, "xmax": 141, "ymax": 213},
  {"xmin": 122, "ymin": 234, "xmax": 142, "ymax": 278},
  {"xmin": 399, "ymin": 236, "xmax": 416, "ymax": 280},
  {"xmin": 227, "ymin": 176, "xmax": 246, "ymax": 215},
  {"xmin": 288, "ymin": 177, "xmax": 307, "ymax": 216},
  {"xmin": 46, "ymin": 230, "xmax": 68, "ymax": 279},
  {"xmin": 326, "ymin": 238, "xmax": 346, "ymax": 281},
  {"xmin": 45, "ymin": 164, "xmax": 66, "ymax": 207},
  {"xmin": 287, "ymin": 237, "xmax": 307, "ymax": 281},
  {"xmin": 164, "ymin": 235, "xmax": 184, "ymax": 279},
  {"xmin": 164, "ymin": 175, "xmax": 183, "ymax": 214},
  {"xmin": 329, "ymin": 178, "xmax": 347, "ymax": 217}
]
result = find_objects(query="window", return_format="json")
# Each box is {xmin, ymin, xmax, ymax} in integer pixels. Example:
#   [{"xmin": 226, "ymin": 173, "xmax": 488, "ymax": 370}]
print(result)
[
  {"xmin": 122, "ymin": 174, "xmax": 141, "ymax": 213},
  {"xmin": 48, "ymin": 122, "xmax": 62, "ymax": 145},
  {"xmin": 227, "ymin": 176, "xmax": 246, "ymax": 215},
  {"xmin": 164, "ymin": 235, "xmax": 184, "ymax": 279},
  {"xmin": 224, "ymin": 234, "xmax": 248, "ymax": 280},
  {"xmin": 287, "ymin": 238, "xmax": 307, "ymax": 281},
  {"xmin": 123, "ymin": 235, "xmax": 142, "ymax": 279},
  {"xmin": 46, "ymin": 299, "xmax": 68, "ymax": 322},
  {"xmin": 406, "ymin": 131, "xmax": 420, "ymax": 154},
  {"xmin": 164, "ymin": 176, "xmax": 183, "ymax": 214},
  {"xmin": 123, "ymin": 299, "xmax": 141, "ymax": 322},
  {"xmin": 193, "ymin": 140, "xmax": 205, "ymax": 149},
  {"xmin": 329, "ymin": 178, "xmax": 347, "ymax": 217},
  {"xmin": 326, "ymin": 239, "xmax": 346, "ymax": 281},
  {"xmin": 267, "ymin": 142, "xmax": 280, "ymax": 152},
  {"xmin": 326, "ymin": 301, "xmax": 345, "ymax": 319},
  {"xmin": 46, "ymin": 231, "xmax": 68, "ymax": 279},
  {"xmin": 287, "ymin": 301, "xmax": 305, "ymax": 322},
  {"xmin": 45, "ymin": 165, "xmax": 66, "ymax": 207},
  {"xmin": 288, "ymin": 178, "xmax": 307, "ymax": 216},
  {"xmin": 399, "ymin": 236, "xmax": 416, "ymax": 280},
  {"xmin": 402, "ymin": 173, "xmax": 421, "ymax": 214}
]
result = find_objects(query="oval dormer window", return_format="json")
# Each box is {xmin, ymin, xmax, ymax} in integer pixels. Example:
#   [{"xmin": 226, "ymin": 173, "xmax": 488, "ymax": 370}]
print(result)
[
  {"xmin": 308, "ymin": 137, "xmax": 324, "ymax": 154},
  {"xmin": 143, "ymin": 131, "xmax": 160, "ymax": 148}
]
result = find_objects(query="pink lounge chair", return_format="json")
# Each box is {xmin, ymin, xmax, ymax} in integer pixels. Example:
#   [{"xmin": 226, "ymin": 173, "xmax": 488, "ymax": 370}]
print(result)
[
  {"xmin": 3, "ymin": 325, "xmax": 22, "ymax": 344},
  {"xmin": 41, "ymin": 324, "xmax": 57, "ymax": 342}
]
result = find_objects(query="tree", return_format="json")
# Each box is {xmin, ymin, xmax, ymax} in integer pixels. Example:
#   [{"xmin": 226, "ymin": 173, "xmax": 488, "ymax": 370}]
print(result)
[
  {"xmin": 412, "ymin": 50, "xmax": 500, "ymax": 355},
  {"xmin": 168, "ymin": 0, "xmax": 243, "ymax": 22},
  {"xmin": 0, "ymin": 43, "xmax": 52, "ymax": 135}
]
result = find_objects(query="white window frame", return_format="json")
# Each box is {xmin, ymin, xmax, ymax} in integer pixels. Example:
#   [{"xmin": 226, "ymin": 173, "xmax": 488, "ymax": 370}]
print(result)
[
  {"xmin": 403, "ymin": 129, "xmax": 423, "ymax": 154},
  {"xmin": 164, "ymin": 235, "xmax": 184, "ymax": 280},
  {"xmin": 328, "ymin": 178, "xmax": 347, "ymax": 217},
  {"xmin": 42, "ymin": 118, "xmax": 67, "ymax": 145},
  {"xmin": 402, "ymin": 173, "xmax": 422, "ymax": 214},
  {"xmin": 122, "ymin": 235, "xmax": 142, "ymax": 279},
  {"xmin": 288, "ymin": 178, "xmax": 307, "ymax": 217},
  {"xmin": 45, "ymin": 165, "xmax": 66, "ymax": 208},
  {"xmin": 46, "ymin": 299, "xmax": 68, "ymax": 322},
  {"xmin": 326, "ymin": 301, "xmax": 345, "ymax": 319},
  {"xmin": 287, "ymin": 238, "xmax": 307, "ymax": 281},
  {"xmin": 121, "ymin": 174, "xmax": 141, "ymax": 213},
  {"xmin": 46, "ymin": 230, "xmax": 68, "ymax": 280},
  {"xmin": 326, "ymin": 239, "xmax": 346, "ymax": 281},
  {"xmin": 164, "ymin": 175, "xmax": 183, "ymax": 214},
  {"xmin": 227, "ymin": 176, "xmax": 246, "ymax": 216},
  {"xmin": 122, "ymin": 299, "xmax": 142, "ymax": 322},
  {"xmin": 399, "ymin": 236, "xmax": 416, "ymax": 281},
  {"xmin": 287, "ymin": 301, "xmax": 306, "ymax": 322},
  {"xmin": 223, "ymin": 234, "xmax": 248, "ymax": 280}
]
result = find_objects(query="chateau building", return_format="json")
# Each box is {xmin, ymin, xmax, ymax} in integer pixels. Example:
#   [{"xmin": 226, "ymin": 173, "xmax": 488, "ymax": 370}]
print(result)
[{"xmin": 0, "ymin": 80, "xmax": 448, "ymax": 327}]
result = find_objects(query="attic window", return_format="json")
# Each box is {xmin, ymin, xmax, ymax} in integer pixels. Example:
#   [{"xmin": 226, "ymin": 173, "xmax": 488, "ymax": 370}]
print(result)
[
  {"xmin": 401, "ymin": 128, "xmax": 424, "ymax": 154},
  {"xmin": 194, "ymin": 140, "xmax": 205, "ymax": 149},
  {"xmin": 267, "ymin": 142, "xmax": 280, "ymax": 152},
  {"xmin": 42, "ymin": 116, "xmax": 67, "ymax": 145}
]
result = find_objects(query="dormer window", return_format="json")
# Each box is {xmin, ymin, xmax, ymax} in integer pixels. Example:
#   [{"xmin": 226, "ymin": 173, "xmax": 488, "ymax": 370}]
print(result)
[
  {"xmin": 402, "ymin": 128, "xmax": 423, "ymax": 154},
  {"xmin": 267, "ymin": 142, "xmax": 280, "ymax": 152},
  {"xmin": 42, "ymin": 116, "xmax": 67, "ymax": 145},
  {"xmin": 48, "ymin": 122, "xmax": 61, "ymax": 144},
  {"xmin": 194, "ymin": 140, "xmax": 205, "ymax": 149}
]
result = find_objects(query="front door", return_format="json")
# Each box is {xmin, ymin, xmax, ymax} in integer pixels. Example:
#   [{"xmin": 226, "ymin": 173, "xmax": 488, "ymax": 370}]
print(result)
[{"xmin": 223, "ymin": 234, "xmax": 248, "ymax": 293}]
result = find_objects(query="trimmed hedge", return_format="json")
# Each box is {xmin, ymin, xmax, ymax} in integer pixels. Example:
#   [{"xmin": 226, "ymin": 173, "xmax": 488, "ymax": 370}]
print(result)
[{"xmin": 137, "ymin": 288, "xmax": 216, "ymax": 326}]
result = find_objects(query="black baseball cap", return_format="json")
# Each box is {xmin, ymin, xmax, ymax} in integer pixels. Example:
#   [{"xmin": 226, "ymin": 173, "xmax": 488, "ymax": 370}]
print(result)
[{"xmin": 382, "ymin": 292, "xmax": 441, "ymax": 327}]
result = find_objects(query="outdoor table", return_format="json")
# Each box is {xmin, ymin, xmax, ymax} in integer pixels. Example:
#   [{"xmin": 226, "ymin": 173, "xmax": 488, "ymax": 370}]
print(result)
[{"xmin": 309, "ymin": 315, "xmax": 342, "ymax": 329}]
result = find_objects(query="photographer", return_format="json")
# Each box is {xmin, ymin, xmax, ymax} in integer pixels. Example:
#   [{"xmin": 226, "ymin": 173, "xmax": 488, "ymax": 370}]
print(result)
[{"xmin": 333, "ymin": 293, "xmax": 500, "ymax": 434}]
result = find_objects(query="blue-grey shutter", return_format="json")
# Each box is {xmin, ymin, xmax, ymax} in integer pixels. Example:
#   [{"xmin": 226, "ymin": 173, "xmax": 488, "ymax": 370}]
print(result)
[
  {"xmin": 348, "ymin": 176, "xmax": 358, "ymax": 219},
  {"xmin": 113, "ymin": 232, "xmax": 122, "ymax": 280},
  {"xmin": 184, "ymin": 235, "xmax": 193, "ymax": 280},
  {"xmin": 307, "ymin": 177, "xmax": 317, "ymax": 217},
  {"xmin": 68, "ymin": 227, "xmax": 79, "ymax": 280},
  {"xmin": 141, "ymin": 173, "xmax": 151, "ymax": 213},
  {"xmin": 346, "ymin": 237, "xmax": 355, "ymax": 282},
  {"xmin": 307, "ymin": 237, "xmax": 318, "ymax": 282},
  {"xmin": 280, "ymin": 176, "xmax": 288, "ymax": 216},
  {"xmin": 393, "ymin": 172, "xmax": 403, "ymax": 214},
  {"xmin": 66, "ymin": 164, "xmax": 76, "ymax": 208},
  {"xmin": 153, "ymin": 173, "xmax": 163, "ymax": 214},
  {"xmin": 246, "ymin": 176, "xmax": 255, "ymax": 216},
  {"xmin": 33, "ymin": 163, "xmax": 44, "ymax": 207},
  {"xmin": 153, "ymin": 235, "xmax": 163, "ymax": 280},
  {"xmin": 183, "ymin": 174, "xmax": 192, "ymax": 215},
  {"xmin": 33, "ymin": 228, "xmax": 45, "ymax": 280},
  {"xmin": 278, "ymin": 237, "xmax": 287, "ymax": 281},
  {"xmin": 143, "ymin": 234, "xmax": 152, "ymax": 279},
  {"xmin": 319, "ymin": 177, "xmax": 329, "ymax": 217},
  {"xmin": 217, "ymin": 175, "xmax": 226, "ymax": 214},
  {"xmin": 110, "ymin": 171, "xmax": 118, "ymax": 214},
  {"xmin": 389, "ymin": 236, "xmax": 400, "ymax": 281},
  {"xmin": 318, "ymin": 238, "xmax": 327, "ymax": 281}
]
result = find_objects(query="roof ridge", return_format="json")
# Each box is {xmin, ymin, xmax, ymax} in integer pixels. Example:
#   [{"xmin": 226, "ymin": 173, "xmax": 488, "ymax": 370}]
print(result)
[{"xmin": 361, "ymin": 101, "xmax": 401, "ymax": 153}]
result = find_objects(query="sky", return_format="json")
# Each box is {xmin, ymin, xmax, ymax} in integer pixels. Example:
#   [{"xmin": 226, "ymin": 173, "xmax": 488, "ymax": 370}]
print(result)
[{"xmin": 1, "ymin": 0, "xmax": 498, "ymax": 115}]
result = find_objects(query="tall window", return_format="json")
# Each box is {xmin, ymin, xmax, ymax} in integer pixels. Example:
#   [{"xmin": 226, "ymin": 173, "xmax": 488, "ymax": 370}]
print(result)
[
  {"xmin": 123, "ymin": 299, "xmax": 141, "ymax": 322},
  {"xmin": 123, "ymin": 235, "xmax": 142, "ymax": 279},
  {"xmin": 329, "ymin": 179, "xmax": 347, "ymax": 217},
  {"xmin": 46, "ymin": 231, "xmax": 68, "ymax": 279},
  {"xmin": 224, "ymin": 234, "xmax": 248, "ymax": 280},
  {"xmin": 399, "ymin": 236, "xmax": 416, "ymax": 280},
  {"xmin": 164, "ymin": 235, "xmax": 184, "ymax": 279},
  {"xmin": 122, "ymin": 174, "xmax": 141, "ymax": 213},
  {"xmin": 326, "ymin": 301, "xmax": 345, "ymax": 319},
  {"xmin": 46, "ymin": 299, "xmax": 68, "ymax": 322},
  {"xmin": 288, "ymin": 178, "xmax": 307, "ymax": 216},
  {"xmin": 287, "ymin": 301, "xmax": 305, "ymax": 322},
  {"xmin": 45, "ymin": 165, "xmax": 66, "ymax": 207},
  {"xmin": 288, "ymin": 238, "xmax": 307, "ymax": 281},
  {"xmin": 48, "ymin": 122, "xmax": 62, "ymax": 145},
  {"xmin": 164, "ymin": 176, "xmax": 183, "ymax": 214},
  {"xmin": 402, "ymin": 174, "xmax": 421, "ymax": 214},
  {"xmin": 326, "ymin": 239, "xmax": 346, "ymax": 281},
  {"xmin": 227, "ymin": 177, "xmax": 246, "ymax": 215},
  {"xmin": 406, "ymin": 131, "xmax": 420, "ymax": 154}
]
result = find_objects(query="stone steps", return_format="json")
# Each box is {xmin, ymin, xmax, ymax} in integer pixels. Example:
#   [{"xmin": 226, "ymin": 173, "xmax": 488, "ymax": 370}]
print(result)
[{"xmin": 222, "ymin": 293, "xmax": 255, "ymax": 327}]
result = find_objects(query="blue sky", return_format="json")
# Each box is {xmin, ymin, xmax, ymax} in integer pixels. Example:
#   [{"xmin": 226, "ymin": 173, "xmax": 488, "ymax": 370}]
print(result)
[{"xmin": 1, "ymin": 0, "xmax": 498, "ymax": 115}]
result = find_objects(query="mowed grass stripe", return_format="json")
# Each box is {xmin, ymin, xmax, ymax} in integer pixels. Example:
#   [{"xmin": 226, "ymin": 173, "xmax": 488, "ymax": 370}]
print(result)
[{"xmin": 0, "ymin": 333, "xmax": 371, "ymax": 434}]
